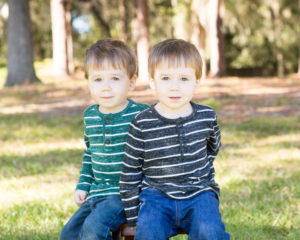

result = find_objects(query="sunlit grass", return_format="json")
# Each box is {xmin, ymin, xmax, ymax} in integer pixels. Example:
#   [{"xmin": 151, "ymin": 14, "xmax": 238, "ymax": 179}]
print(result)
[{"xmin": 0, "ymin": 112, "xmax": 299, "ymax": 239}]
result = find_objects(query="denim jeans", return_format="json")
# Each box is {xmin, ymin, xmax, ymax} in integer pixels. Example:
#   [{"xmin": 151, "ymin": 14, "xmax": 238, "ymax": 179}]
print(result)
[
  {"xmin": 135, "ymin": 188, "xmax": 230, "ymax": 240},
  {"xmin": 60, "ymin": 195, "xmax": 126, "ymax": 240}
]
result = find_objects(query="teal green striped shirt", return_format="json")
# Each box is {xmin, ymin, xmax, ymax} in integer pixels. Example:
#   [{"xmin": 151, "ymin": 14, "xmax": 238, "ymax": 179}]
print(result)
[{"xmin": 76, "ymin": 99, "xmax": 148, "ymax": 200}]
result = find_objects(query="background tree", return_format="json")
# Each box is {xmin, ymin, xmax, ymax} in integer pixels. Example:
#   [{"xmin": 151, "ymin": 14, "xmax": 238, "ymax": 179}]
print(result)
[
  {"xmin": 298, "ymin": 0, "xmax": 300, "ymax": 75},
  {"xmin": 50, "ymin": 0, "xmax": 74, "ymax": 75},
  {"xmin": 5, "ymin": 0, "xmax": 40, "ymax": 86},
  {"xmin": 89, "ymin": 0, "xmax": 111, "ymax": 37},
  {"xmin": 119, "ymin": 0, "xmax": 129, "ymax": 43},
  {"xmin": 209, "ymin": 0, "xmax": 226, "ymax": 77},
  {"xmin": 136, "ymin": 0, "xmax": 150, "ymax": 83}
]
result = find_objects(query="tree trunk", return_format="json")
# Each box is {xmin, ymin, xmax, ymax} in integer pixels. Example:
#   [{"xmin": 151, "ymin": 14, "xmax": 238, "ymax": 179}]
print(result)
[
  {"xmin": 171, "ymin": 0, "xmax": 189, "ymax": 40},
  {"xmin": 273, "ymin": 1, "xmax": 284, "ymax": 78},
  {"xmin": 65, "ymin": 1, "xmax": 74, "ymax": 74},
  {"xmin": 90, "ymin": 1, "xmax": 111, "ymax": 38},
  {"xmin": 50, "ymin": 0, "xmax": 73, "ymax": 75},
  {"xmin": 209, "ymin": 0, "xmax": 226, "ymax": 77},
  {"xmin": 5, "ymin": 0, "xmax": 40, "ymax": 86},
  {"xmin": 136, "ymin": 0, "xmax": 150, "ymax": 83},
  {"xmin": 119, "ymin": 0, "xmax": 128, "ymax": 43},
  {"xmin": 191, "ymin": 0, "xmax": 207, "ymax": 77},
  {"xmin": 298, "ymin": 0, "xmax": 300, "ymax": 75}
]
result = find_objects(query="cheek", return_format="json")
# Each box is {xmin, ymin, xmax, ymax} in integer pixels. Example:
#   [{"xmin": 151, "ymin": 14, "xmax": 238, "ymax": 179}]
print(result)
[{"xmin": 182, "ymin": 84, "xmax": 195, "ymax": 93}]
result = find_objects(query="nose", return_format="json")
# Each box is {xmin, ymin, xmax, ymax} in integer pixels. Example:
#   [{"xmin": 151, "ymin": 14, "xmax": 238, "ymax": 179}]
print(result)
[
  {"xmin": 170, "ymin": 79, "xmax": 180, "ymax": 91},
  {"xmin": 102, "ymin": 79, "xmax": 111, "ymax": 91}
]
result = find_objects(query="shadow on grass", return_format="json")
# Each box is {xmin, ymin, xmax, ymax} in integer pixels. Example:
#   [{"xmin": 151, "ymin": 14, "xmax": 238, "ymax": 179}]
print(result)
[
  {"xmin": 0, "ymin": 148, "xmax": 83, "ymax": 178},
  {"xmin": 222, "ymin": 116, "xmax": 300, "ymax": 139},
  {"xmin": 0, "ymin": 113, "xmax": 83, "ymax": 142}
]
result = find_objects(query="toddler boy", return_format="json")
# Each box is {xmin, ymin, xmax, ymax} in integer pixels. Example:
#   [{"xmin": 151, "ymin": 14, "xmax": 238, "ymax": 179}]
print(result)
[
  {"xmin": 120, "ymin": 39, "xmax": 230, "ymax": 240},
  {"xmin": 60, "ymin": 39, "xmax": 148, "ymax": 240}
]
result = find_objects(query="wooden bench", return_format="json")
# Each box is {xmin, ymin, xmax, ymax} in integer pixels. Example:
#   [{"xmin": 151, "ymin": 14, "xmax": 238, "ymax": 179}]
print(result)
[
  {"xmin": 112, "ymin": 224, "xmax": 134, "ymax": 240},
  {"xmin": 112, "ymin": 224, "xmax": 186, "ymax": 240}
]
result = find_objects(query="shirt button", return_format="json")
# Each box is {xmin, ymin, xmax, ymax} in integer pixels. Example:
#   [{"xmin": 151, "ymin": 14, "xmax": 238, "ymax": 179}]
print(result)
[
  {"xmin": 106, "ymin": 119, "xmax": 110, "ymax": 123},
  {"xmin": 105, "ymin": 129, "xmax": 109, "ymax": 134},
  {"xmin": 106, "ymin": 140, "xmax": 110, "ymax": 145}
]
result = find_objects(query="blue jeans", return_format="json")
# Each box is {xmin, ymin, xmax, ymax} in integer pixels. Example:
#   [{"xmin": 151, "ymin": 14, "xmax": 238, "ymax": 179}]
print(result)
[
  {"xmin": 60, "ymin": 195, "xmax": 126, "ymax": 240},
  {"xmin": 135, "ymin": 188, "xmax": 230, "ymax": 240}
]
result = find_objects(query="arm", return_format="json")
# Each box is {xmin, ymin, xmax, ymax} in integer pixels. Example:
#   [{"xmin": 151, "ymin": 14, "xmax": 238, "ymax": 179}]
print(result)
[
  {"xmin": 120, "ymin": 120, "xmax": 144, "ymax": 227},
  {"xmin": 75, "ymin": 132, "xmax": 94, "ymax": 203},
  {"xmin": 207, "ymin": 112, "xmax": 222, "ymax": 162}
]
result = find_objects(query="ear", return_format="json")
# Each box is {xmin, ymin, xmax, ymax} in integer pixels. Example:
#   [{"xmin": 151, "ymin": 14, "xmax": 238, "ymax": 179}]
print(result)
[
  {"xmin": 129, "ymin": 75, "xmax": 136, "ymax": 90},
  {"xmin": 149, "ymin": 77, "xmax": 155, "ymax": 90},
  {"xmin": 194, "ymin": 78, "xmax": 201, "ymax": 89}
]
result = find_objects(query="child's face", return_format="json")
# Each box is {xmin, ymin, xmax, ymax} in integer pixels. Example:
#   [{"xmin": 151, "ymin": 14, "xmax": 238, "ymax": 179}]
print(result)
[
  {"xmin": 150, "ymin": 64, "xmax": 199, "ymax": 114},
  {"xmin": 88, "ymin": 66, "xmax": 135, "ymax": 113}
]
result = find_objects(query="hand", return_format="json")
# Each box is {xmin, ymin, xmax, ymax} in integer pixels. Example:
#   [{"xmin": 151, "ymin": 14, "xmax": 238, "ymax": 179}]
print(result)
[
  {"xmin": 74, "ymin": 190, "xmax": 87, "ymax": 206},
  {"xmin": 130, "ymin": 226, "xmax": 136, "ymax": 232}
]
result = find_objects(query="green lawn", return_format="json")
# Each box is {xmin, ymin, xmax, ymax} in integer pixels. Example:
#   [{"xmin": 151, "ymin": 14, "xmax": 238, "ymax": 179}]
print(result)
[
  {"xmin": 1, "ymin": 112, "xmax": 299, "ymax": 239},
  {"xmin": 0, "ymin": 79, "xmax": 299, "ymax": 240}
]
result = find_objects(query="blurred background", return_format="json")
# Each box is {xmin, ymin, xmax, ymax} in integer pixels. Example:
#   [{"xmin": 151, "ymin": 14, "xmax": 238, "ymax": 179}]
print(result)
[
  {"xmin": 0, "ymin": 0, "xmax": 299, "ymax": 86},
  {"xmin": 0, "ymin": 1, "xmax": 299, "ymax": 239}
]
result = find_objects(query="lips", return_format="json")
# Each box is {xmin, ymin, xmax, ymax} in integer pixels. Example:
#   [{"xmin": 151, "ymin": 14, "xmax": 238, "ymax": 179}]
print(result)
[
  {"xmin": 169, "ymin": 97, "xmax": 181, "ymax": 100},
  {"xmin": 101, "ymin": 96, "xmax": 113, "ymax": 100}
]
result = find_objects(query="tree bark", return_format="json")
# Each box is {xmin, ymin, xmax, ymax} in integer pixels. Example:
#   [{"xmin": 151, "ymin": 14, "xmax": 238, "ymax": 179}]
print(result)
[
  {"xmin": 298, "ymin": 0, "xmax": 300, "ymax": 75},
  {"xmin": 171, "ymin": 0, "xmax": 189, "ymax": 40},
  {"xmin": 5, "ymin": 0, "xmax": 40, "ymax": 86},
  {"xmin": 136, "ymin": 0, "xmax": 150, "ymax": 83},
  {"xmin": 90, "ymin": 1, "xmax": 111, "ymax": 37},
  {"xmin": 209, "ymin": 0, "xmax": 226, "ymax": 77},
  {"xmin": 273, "ymin": 1, "xmax": 284, "ymax": 78},
  {"xmin": 119, "ymin": 0, "xmax": 128, "ymax": 43},
  {"xmin": 65, "ymin": 1, "xmax": 74, "ymax": 74},
  {"xmin": 191, "ymin": 0, "xmax": 207, "ymax": 77},
  {"xmin": 50, "ymin": 0, "xmax": 73, "ymax": 75}
]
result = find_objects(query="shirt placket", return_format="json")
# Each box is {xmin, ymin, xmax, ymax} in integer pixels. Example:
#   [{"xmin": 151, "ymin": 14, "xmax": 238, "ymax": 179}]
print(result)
[
  {"xmin": 104, "ymin": 117, "xmax": 111, "ymax": 148},
  {"xmin": 176, "ymin": 123, "xmax": 185, "ymax": 160}
]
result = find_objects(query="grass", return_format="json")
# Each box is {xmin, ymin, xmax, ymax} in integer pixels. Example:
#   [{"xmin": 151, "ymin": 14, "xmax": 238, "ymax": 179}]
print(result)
[
  {"xmin": 1, "ymin": 113, "xmax": 299, "ymax": 239},
  {"xmin": 0, "ymin": 73, "xmax": 299, "ymax": 239}
]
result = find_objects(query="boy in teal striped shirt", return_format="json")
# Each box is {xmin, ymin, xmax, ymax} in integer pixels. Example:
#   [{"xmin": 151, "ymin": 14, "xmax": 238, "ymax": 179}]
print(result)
[{"xmin": 60, "ymin": 39, "xmax": 148, "ymax": 240}]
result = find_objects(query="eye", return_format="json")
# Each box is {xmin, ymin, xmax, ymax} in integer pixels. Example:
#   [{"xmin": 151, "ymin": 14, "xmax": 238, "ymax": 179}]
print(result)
[
  {"xmin": 94, "ymin": 78, "xmax": 102, "ymax": 82},
  {"xmin": 180, "ymin": 77, "xmax": 189, "ymax": 81},
  {"xmin": 162, "ymin": 76, "xmax": 169, "ymax": 81},
  {"xmin": 112, "ymin": 76, "xmax": 120, "ymax": 81}
]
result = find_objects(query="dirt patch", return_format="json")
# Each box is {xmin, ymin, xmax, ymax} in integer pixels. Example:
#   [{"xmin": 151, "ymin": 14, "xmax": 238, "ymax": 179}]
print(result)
[{"xmin": 0, "ymin": 76, "xmax": 299, "ymax": 120}]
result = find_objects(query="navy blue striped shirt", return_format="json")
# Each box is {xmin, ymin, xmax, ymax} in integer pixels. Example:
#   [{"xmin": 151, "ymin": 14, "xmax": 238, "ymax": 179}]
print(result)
[{"xmin": 120, "ymin": 102, "xmax": 222, "ymax": 226}]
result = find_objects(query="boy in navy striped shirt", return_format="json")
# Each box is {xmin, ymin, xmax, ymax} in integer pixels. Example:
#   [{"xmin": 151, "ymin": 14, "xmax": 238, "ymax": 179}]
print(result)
[
  {"xmin": 60, "ymin": 39, "xmax": 148, "ymax": 240},
  {"xmin": 120, "ymin": 39, "xmax": 230, "ymax": 239}
]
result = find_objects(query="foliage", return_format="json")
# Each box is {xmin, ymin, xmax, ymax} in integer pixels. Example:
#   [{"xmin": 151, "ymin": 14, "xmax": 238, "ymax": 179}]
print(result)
[
  {"xmin": 224, "ymin": 0, "xmax": 299, "ymax": 75},
  {"xmin": 0, "ymin": 0, "xmax": 299, "ymax": 75}
]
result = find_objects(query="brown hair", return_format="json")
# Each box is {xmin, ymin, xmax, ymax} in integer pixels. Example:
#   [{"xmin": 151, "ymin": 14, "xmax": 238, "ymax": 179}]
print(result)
[
  {"xmin": 84, "ymin": 39, "xmax": 136, "ymax": 79},
  {"xmin": 148, "ymin": 39, "xmax": 203, "ymax": 79}
]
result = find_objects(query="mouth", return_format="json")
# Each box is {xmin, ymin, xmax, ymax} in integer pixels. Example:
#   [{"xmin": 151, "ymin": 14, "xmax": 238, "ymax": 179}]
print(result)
[
  {"xmin": 101, "ymin": 96, "xmax": 113, "ymax": 100},
  {"xmin": 169, "ymin": 97, "xmax": 181, "ymax": 100}
]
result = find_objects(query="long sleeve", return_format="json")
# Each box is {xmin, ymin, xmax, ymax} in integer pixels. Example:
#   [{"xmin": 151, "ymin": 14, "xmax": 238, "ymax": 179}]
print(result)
[
  {"xmin": 120, "ymin": 120, "xmax": 144, "ymax": 227},
  {"xmin": 207, "ymin": 112, "xmax": 221, "ymax": 162},
  {"xmin": 76, "ymin": 133, "xmax": 94, "ymax": 192}
]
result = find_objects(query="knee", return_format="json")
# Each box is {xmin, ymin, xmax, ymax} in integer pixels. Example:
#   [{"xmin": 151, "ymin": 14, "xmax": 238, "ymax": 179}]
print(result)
[
  {"xmin": 193, "ymin": 222, "xmax": 229, "ymax": 240},
  {"xmin": 79, "ymin": 217, "xmax": 110, "ymax": 240},
  {"xmin": 60, "ymin": 225, "xmax": 74, "ymax": 240},
  {"xmin": 59, "ymin": 227, "xmax": 67, "ymax": 240},
  {"xmin": 135, "ymin": 222, "xmax": 170, "ymax": 240}
]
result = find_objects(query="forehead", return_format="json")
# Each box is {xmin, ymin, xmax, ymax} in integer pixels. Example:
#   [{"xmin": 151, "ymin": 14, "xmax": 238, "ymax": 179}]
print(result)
[
  {"xmin": 88, "ymin": 65, "xmax": 128, "ymax": 77},
  {"xmin": 154, "ymin": 62, "xmax": 196, "ymax": 76},
  {"xmin": 88, "ymin": 57, "xmax": 124, "ymax": 70}
]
